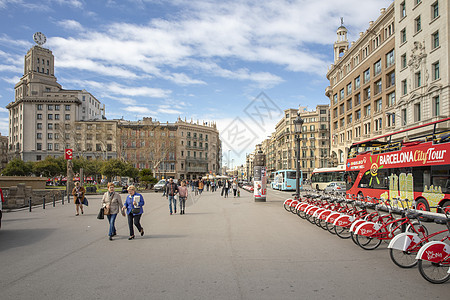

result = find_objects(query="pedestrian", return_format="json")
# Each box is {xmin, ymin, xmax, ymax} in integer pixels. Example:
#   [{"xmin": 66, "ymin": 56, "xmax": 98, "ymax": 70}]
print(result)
[
  {"xmin": 211, "ymin": 180, "xmax": 215, "ymax": 192},
  {"xmin": 101, "ymin": 183, "xmax": 124, "ymax": 241},
  {"xmin": 72, "ymin": 181, "xmax": 86, "ymax": 216},
  {"xmin": 162, "ymin": 179, "xmax": 168, "ymax": 197},
  {"xmin": 232, "ymin": 180, "xmax": 239, "ymax": 198},
  {"xmin": 194, "ymin": 179, "xmax": 199, "ymax": 196},
  {"xmin": 223, "ymin": 179, "xmax": 230, "ymax": 198},
  {"xmin": 123, "ymin": 185, "xmax": 144, "ymax": 240},
  {"xmin": 198, "ymin": 180, "xmax": 204, "ymax": 194},
  {"xmin": 178, "ymin": 181, "xmax": 188, "ymax": 215},
  {"xmin": 166, "ymin": 178, "xmax": 179, "ymax": 215}
]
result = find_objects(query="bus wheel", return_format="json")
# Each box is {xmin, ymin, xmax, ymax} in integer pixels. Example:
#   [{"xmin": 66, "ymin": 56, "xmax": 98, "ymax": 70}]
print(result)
[
  {"xmin": 441, "ymin": 201, "xmax": 450, "ymax": 214},
  {"xmin": 415, "ymin": 198, "xmax": 429, "ymax": 211}
]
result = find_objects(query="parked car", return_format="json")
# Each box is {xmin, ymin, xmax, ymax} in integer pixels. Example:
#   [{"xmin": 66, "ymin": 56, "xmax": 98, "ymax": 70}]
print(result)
[
  {"xmin": 153, "ymin": 179, "xmax": 167, "ymax": 192},
  {"xmin": 323, "ymin": 182, "xmax": 346, "ymax": 193}
]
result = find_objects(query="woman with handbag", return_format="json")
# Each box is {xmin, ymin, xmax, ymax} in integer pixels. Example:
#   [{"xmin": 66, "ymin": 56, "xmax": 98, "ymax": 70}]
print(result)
[
  {"xmin": 72, "ymin": 182, "xmax": 86, "ymax": 216},
  {"xmin": 101, "ymin": 182, "xmax": 124, "ymax": 241},
  {"xmin": 123, "ymin": 185, "xmax": 145, "ymax": 240}
]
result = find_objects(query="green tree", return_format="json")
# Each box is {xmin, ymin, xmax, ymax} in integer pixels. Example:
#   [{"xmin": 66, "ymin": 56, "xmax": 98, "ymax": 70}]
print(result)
[
  {"xmin": 138, "ymin": 168, "xmax": 157, "ymax": 185},
  {"xmin": 33, "ymin": 156, "xmax": 64, "ymax": 177},
  {"xmin": 101, "ymin": 159, "xmax": 126, "ymax": 181},
  {"xmin": 122, "ymin": 162, "xmax": 139, "ymax": 180},
  {"xmin": 2, "ymin": 158, "xmax": 33, "ymax": 176}
]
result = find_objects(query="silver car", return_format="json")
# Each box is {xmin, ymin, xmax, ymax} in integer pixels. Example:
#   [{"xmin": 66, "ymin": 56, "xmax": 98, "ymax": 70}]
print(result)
[
  {"xmin": 153, "ymin": 180, "xmax": 166, "ymax": 192},
  {"xmin": 324, "ymin": 182, "xmax": 346, "ymax": 193}
]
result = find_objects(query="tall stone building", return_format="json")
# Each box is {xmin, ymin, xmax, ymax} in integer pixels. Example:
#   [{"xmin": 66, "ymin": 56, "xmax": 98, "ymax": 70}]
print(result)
[
  {"xmin": 6, "ymin": 44, "xmax": 104, "ymax": 161},
  {"xmin": 0, "ymin": 133, "xmax": 8, "ymax": 171},
  {"xmin": 392, "ymin": 0, "xmax": 449, "ymax": 138},
  {"xmin": 258, "ymin": 105, "xmax": 330, "ymax": 180},
  {"xmin": 116, "ymin": 117, "xmax": 221, "ymax": 180},
  {"xmin": 326, "ymin": 4, "xmax": 395, "ymax": 165}
]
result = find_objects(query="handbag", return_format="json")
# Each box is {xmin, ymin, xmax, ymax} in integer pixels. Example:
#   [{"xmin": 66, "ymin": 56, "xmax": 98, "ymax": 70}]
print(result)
[
  {"xmin": 132, "ymin": 207, "xmax": 141, "ymax": 214},
  {"xmin": 104, "ymin": 206, "xmax": 110, "ymax": 215},
  {"xmin": 82, "ymin": 197, "xmax": 89, "ymax": 206},
  {"xmin": 97, "ymin": 207, "xmax": 104, "ymax": 219}
]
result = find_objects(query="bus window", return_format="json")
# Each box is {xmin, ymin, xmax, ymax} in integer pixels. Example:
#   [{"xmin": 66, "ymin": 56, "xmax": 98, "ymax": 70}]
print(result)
[
  {"xmin": 346, "ymin": 171, "xmax": 359, "ymax": 190},
  {"xmin": 412, "ymin": 166, "xmax": 431, "ymax": 192},
  {"xmin": 287, "ymin": 171, "xmax": 296, "ymax": 179}
]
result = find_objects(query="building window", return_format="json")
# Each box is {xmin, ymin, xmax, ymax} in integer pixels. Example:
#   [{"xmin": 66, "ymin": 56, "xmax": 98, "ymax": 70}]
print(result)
[
  {"xmin": 432, "ymin": 1, "xmax": 439, "ymax": 19},
  {"xmin": 375, "ymin": 99, "xmax": 382, "ymax": 113},
  {"xmin": 55, "ymin": 105, "xmax": 60, "ymax": 111},
  {"xmin": 47, "ymin": 143, "xmax": 53, "ymax": 150},
  {"xmin": 55, "ymin": 114, "xmax": 60, "ymax": 120},
  {"xmin": 37, "ymin": 114, "xmax": 42, "ymax": 120},
  {"xmin": 48, "ymin": 133, "xmax": 53, "ymax": 139},
  {"xmin": 364, "ymin": 104, "xmax": 371, "ymax": 117},
  {"xmin": 433, "ymin": 96, "xmax": 440, "ymax": 116},
  {"xmin": 347, "ymin": 82, "xmax": 352, "ymax": 95},
  {"xmin": 37, "ymin": 123, "xmax": 42, "ymax": 129},
  {"xmin": 340, "ymin": 89, "xmax": 344, "ymax": 100},
  {"xmin": 374, "ymin": 60, "xmax": 381, "ymax": 76},
  {"xmin": 47, "ymin": 105, "xmax": 53, "ymax": 110},
  {"xmin": 400, "ymin": 1, "xmax": 406, "ymax": 18},
  {"xmin": 432, "ymin": 61, "xmax": 440, "ymax": 80},
  {"xmin": 374, "ymin": 80, "xmax": 382, "ymax": 95},
  {"xmin": 363, "ymin": 68, "xmax": 370, "ymax": 83},
  {"xmin": 356, "ymin": 110, "xmax": 361, "ymax": 120},
  {"xmin": 355, "ymin": 93, "xmax": 361, "ymax": 106},
  {"xmin": 364, "ymin": 87, "xmax": 371, "ymax": 101},
  {"xmin": 401, "ymin": 28, "xmax": 406, "ymax": 43},
  {"xmin": 37, "ymin": 143, "xmax": 42, "ymax": 150},
  {"xmin": 333, "ymin": 94, "xmax": 338, "ymax": 105},
  {"xmin": 432, "ymin": 31, "xmax": 439, "ymax": 49},
  {"xmin": 37, "ymin": 104, "xmax": 43, "ymax": 110},
  {"xmin": 355, "ymin": 76, "xmax": 360, "ymax": 90},
  {"xmin": 401, "ymin": 54, "xmax": 407, "ymax": 69},
  {"xmin": 48, "ymin": 114, "xmax": 53, "ymax": 120},
  {"xmin": 415, "ymin": 71, "xmax": 421, "ymax": 88},
  {"xmin": 65, "ymin": 114, "xmax": 70, "ymax": 120},
  {"xmin": 37, "ymin": 133, "xmax": 42, "ymax": 139},
  {"xmin": 402, "ymin": 80, "xmax": 407, "ymax": 95},
  {"xmin": 415, "ymin": 16, "xmax": 421, "ymax": 33},
  {"xmin": 65, "ymin": 105, "xmax": 70, "ymax": 111},
  {"xmin": 388, "ymin": 92, "xmax": 396, "ymax": 107},
  {"xmin": 401, "ymin": 109, "xmax": 407, "ymax": 125},
  {"xmin": 386, "ymin": 72, "xmax": 395, "ymax": 88},
  {"xmin": 386, "ymin": 50, "xmax": 395, "ymax": 68},
  {"xmin": 414, "ymin": 103, "xmax": 421, "ymax": 122},
  {"xmin": 48, "ymin": 123, "xmax": 53, "ymax": 130}
]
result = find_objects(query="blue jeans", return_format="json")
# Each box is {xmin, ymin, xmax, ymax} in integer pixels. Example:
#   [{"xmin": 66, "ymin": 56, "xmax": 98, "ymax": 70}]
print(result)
[
  {"xmin": 106, "ymin": 213, "xmax": 117, "ymax": 236},
  {"xmin": 168, "ymin": 195, "xmax": 177, "ymax": 213}
]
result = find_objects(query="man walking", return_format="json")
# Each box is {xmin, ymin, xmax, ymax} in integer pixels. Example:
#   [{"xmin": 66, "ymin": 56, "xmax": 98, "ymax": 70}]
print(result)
[{"xmin": 166, "ymin": 178, "xmax": 179, "ymax": 215}]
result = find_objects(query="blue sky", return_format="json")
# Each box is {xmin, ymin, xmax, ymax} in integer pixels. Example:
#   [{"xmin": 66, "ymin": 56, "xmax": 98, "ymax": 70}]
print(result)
[{"xmin": 0, "ymin": 0, "xmax": 393, "ymax": 166}]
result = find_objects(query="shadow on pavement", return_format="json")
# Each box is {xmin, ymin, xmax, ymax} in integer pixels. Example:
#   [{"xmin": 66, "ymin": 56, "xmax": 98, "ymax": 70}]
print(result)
[{"xmin": 0, "ymin": 228, "xmax": 55, "ymax": 252}]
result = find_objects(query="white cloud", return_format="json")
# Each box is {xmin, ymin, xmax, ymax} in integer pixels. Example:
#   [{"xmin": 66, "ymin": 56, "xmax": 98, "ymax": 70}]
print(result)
[
  {"xmin": 124, "ymin": 106, "xmax": 154, "ymax": 114},
  {"xmin": 1, "ymin": 76, "xmax": 20, "ymax": 84},
  {"xmin": 157, "ymin": 105, "xmax": 182, "ymax": 115},
  {"xmin": 57, "ymin": 19, "xmax": 84, "ymax": 31}
]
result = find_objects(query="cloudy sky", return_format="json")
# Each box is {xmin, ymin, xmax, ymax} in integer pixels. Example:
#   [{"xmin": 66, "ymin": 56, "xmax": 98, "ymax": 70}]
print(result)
[{"xmin": 0, "ymin": 0, "xmax": 393, "ymax": 166}]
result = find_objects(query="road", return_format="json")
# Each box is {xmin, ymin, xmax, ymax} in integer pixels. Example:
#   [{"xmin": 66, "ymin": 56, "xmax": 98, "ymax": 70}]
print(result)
[{"xmin": 0, "ymin": 188, "xmax": 448, "ymax": 299}]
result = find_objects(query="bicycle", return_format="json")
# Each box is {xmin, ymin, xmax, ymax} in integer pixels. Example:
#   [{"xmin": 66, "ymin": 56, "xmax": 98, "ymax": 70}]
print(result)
[{"xmin": 415, "ymin": 208, "xmax": 450, "ymax": 284}]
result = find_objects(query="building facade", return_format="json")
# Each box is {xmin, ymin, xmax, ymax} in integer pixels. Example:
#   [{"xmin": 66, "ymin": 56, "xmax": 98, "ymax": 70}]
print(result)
[
  {"xmin": 255, "ymin": 105, "xmax": 330, "ymax": 180},
  {"xmin": 392, "ymin": 0, "xmax": 449, "ymax": 138},
  {"xmin": 0, "ymin": 133, "xmax": 8, "ymax": 171},
  {"xmin": 6, "ymin": 45, "xmax": 105, "ymax": 161},
  {"xmin": 326, "ymin": 4, "xmax": 395, "ymax": 165}
]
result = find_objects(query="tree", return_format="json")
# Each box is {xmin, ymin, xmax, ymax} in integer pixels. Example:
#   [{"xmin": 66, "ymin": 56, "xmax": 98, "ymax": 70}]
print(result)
[
  {"xmin": 2, "ymin": 158, "xmax": 33, "ymax": 176},
  {"xmin": 101, "ymin": 159, "xmax": 126, "ymax": 181},
  {"xmin": 33, "ymin": 156, "xmax": 64, "ymax": 177},
  {"xmin": 139, "ymin": 168, "xmax": 158, "ymax": 186},
  {"xmin": 122, "ymin": 162, "xmax": 139, "ymax": 180}
]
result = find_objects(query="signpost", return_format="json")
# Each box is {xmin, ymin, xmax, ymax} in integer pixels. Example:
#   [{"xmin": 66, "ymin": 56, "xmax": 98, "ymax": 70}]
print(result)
[{"xmin": 65, "ymin": 149, "xmax": 74, "ymax": 203}]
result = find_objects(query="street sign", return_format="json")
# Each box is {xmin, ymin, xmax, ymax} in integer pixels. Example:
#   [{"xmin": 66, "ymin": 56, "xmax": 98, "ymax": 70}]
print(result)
[{"xmin": 65, "ymin": 149, "xmax": 73, "ymax": 160}]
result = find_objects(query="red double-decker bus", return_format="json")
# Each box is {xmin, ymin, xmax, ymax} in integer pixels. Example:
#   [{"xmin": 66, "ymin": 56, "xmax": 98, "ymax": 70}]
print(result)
[{"xmin": 345, "ymin": 117, "xmax": 450, "ymax": 212}]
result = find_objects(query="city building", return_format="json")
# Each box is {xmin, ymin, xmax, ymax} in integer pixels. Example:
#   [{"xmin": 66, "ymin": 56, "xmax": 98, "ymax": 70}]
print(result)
[
  {"xmin": 6, "ymin": 45, "xmax": 105, "ymax": 161},
  {"xmin": 117, "ymin": 117, "xmax": 221, "ymax": 180},
  {"xmin": 326, "ymin": 4, "xmax": 395, "ymax": 165},
  {"xmin": 254, "ymin": 105, "xmax": 330, "ymax": 180},
  {"xmin": 0, "ymin": 133, "xmax": 8, "ymax": 171},
  {"xmin": 392, "ymin": 0, "xmax": 449, "ymax": 137}
]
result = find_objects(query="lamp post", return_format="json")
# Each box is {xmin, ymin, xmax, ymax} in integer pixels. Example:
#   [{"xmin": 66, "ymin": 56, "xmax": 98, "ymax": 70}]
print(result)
[{"xmin": 293, "ymin": 111, "xmax": 304, "ymax": 198}]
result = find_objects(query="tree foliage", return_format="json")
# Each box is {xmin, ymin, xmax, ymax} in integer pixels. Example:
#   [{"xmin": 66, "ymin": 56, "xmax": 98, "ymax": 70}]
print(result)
[
  {"xmin": 2, "ymin": 158, "xmax": 33, "ymax": 176},
  {"xmin": 33, "ymin": 156, "xmax": 64, "ymax": 177}
]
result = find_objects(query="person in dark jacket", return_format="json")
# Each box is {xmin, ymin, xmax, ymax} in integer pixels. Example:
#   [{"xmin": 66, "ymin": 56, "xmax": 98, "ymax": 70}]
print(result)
[{"xmin": 166, "ymin": 178, "xmax": 179, "ymax": 215}]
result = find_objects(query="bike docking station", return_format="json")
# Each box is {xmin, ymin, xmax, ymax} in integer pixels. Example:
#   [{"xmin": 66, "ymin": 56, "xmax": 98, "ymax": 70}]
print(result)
[{"xmin": 254, "ymin": 147, "xmax": 267, "ymax": 202}]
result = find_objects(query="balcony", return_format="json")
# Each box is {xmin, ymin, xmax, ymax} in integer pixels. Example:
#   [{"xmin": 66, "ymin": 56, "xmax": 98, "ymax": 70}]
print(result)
[{"xmin": 186, "ymin": 166, "xmax": 207, "ymax": 173}]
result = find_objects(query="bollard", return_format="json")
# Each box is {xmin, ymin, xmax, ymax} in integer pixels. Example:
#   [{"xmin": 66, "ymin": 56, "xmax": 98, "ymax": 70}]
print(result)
[
  {"xmin": 43, "ymin": 195, "xmax": 46, "ymax": 209},
  {"xmin": 29, "ymin": 197, "xmax": 32, "ymax": 212},
  {"xmin": 62, "ymin": 191, "xmax": 64, "ymax": 205},
  {"xmin": 53, "ymin": 194, "xmax": 56, "ymax": 207},
  {"xmin": 67, "ymin": 191, "xmax": 70, "ymax": 204}
]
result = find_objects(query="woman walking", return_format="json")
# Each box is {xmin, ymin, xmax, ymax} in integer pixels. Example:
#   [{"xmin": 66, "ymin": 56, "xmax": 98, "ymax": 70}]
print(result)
[
  {"xmin": 198, "ymin": 180, "xmax": 204, "ymax": 194},
  {"xmin": 123, "ymin": 185, "xmax": 145, "ymax": 240},
  {"xmin": 223, "ymin": 180, "xmax": 230, "ymax": 198},
  {"xmin": 178, "ymin": 181, "xmax": 188, "ymax": 214},
  {"xmin": 232, "ymin": 180, "xmax": 239, "ymax": 198},
  {"xmin": 72, "ymin": 182, "xmax": 86, "ymax": 216},
  {"xmin": 101, "ymin": 183, "xmax": 124, "ymax": 241}
]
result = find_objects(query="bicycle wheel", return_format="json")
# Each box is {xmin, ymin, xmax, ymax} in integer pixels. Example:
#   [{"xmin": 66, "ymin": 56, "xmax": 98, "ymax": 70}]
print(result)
[
  {"xmin": 284, "ymin": 203, "xmax": 291, "ymax": 212},
  {"xmin": 297, "ymin": 208, "xmax": 307, "ymax": 219},
  {"xmin": 335, "ymin": 225, "xmax": 351, "ymax": 239},
  {"xmin": 351, "ymin": 232, "xmax": 359, "ymax": 245},
  {"xmin": 318, "ymin": 218, "xmax": 328, "ymax": 230},
  {"xmin": 356, "ymin": 234, "xmax": 382, "ymax": 250},
  {"xmin": 326, "ymin": 222, "xmax": 336, "ymax": 235},
  {"xmin": 417, "ymin": 259, "xmax": 450, "ymax": 284},
  {"xmin": 389, "ymin": 248, "xmax": 418, "ymax": 268}
]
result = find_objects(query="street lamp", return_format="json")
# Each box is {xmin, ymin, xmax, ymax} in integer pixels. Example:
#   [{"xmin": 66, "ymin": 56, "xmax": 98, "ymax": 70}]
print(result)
[{"xmin": 293, "ymin": 111, "xmax": 304, "ymax": 198}]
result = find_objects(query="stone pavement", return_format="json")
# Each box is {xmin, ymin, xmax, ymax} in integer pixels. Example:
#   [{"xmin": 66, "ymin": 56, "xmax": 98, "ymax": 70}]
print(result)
[{"xmin": 0, "ymin": 188, "xmax": 448, "ymax": 300}]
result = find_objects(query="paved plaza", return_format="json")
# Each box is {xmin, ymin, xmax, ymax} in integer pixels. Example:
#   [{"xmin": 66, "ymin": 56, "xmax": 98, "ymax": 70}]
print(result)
[{"xmin": 0, "ymin": 188, "xmax": 448, "ymax": 299}]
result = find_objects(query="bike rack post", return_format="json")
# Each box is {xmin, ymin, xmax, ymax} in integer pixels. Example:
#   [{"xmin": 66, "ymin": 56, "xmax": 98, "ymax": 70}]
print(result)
[
  {"xmin": 53, "ymin": 194, "xmax": 56, "ymax": 207},
  {"xmin": 29, "ymin": 197, "xmax": 32, "ymax": 212},
  {"xmin": 62, "ymin": 190, "xmax": 65, "ymax": 205},
  {"xmin": 43, "ymin": 195, "xmax": 46, "ymax": 209}
]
